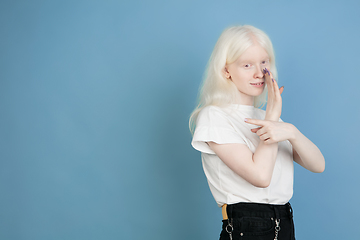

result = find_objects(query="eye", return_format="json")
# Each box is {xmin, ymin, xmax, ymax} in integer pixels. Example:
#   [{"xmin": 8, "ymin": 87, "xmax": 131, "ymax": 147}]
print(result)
[
  {"xmin": 244, "ymin": 64, "xmax": 251, "ymax": 68},
  {"xmin": 261, "ymin": 60, "xmax": 269, "ymax": 65}
]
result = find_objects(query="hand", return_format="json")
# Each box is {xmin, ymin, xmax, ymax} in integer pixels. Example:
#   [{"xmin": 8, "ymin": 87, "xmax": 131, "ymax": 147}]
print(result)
[
  {"xmin": 263, "ymin": 68, "xmax": 284, "ymax": 121},
  {"xmin": 245, "ymin": 118, "xmax": 296, "ymax": 144}
]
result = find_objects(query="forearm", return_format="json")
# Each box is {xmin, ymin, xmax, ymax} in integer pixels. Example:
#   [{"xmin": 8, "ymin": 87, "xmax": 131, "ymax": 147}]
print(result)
[
  {"xmin": 207, "ymin": 141, "xmax": 278, "ymax": 188},
  {"xmin": 252, "ymin": 141, "xmax": 278, "ymax": 187},
  {"xmin": 289, "ymin": 125, "xmax": 325, "ymax": 173}
]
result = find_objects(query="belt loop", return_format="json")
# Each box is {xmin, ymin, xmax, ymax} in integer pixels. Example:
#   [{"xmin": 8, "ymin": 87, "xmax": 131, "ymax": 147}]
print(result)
[
  {"xmin": 287, "ymin": 202, "xmax": 295, "ymax": 240},
  {"xmin": 287, "ymin": 202, "xmax": 294, "ymax": 218},
  {"xmin": 273, "ymin": 205, "xmax": 280, "ymax": 220},
  {"xmin": 228, "ymin": 204, "xmax": 232, "ymax": 219}
]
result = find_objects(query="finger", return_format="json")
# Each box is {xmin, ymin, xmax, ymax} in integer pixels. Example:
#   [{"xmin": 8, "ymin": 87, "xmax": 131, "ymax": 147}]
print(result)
[
  {"xmin": 266, "ymin": 69, "xmax": 278, "ymax": 99},
  {"xmin": 263, "ymin": 68, "xmax": 273, "ymax": 95},
  {"xmin": 251, "ymin": 127, "xmax": 261, "ymax": 133},
  {"xmin": 279, "ymin": 86, "xmax": 284, "ymax": 95},
  {"xmin": 265, "ymin": 74, "xmax": 275, "ymax": 103},
  {"xmin": 256, "ymin": 127, "xmax": 267, "ymax": 137},
  {"xmin": 244, "ymin": 118, "xmax": 267, "ymax": 126},
  {"xmin": 259, "ymin": 133, "xmax": 270, "ymax": 141},
  {"xmin": 264, "ymin": 138, "xmax": 274, "ymax": 144},
  {"xmin": 263, "ymin": 68, "xmax": 271, "ymax": 83},
  {"xmin": 272, "ymin": 77, "xmax": 281, "ymax": 99}
]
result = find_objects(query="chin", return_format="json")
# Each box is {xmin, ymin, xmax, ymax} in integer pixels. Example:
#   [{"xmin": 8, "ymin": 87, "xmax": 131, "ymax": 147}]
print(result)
[{"xmin": 252, "ymin": 90, "xmax": 264, "ymax": 96}]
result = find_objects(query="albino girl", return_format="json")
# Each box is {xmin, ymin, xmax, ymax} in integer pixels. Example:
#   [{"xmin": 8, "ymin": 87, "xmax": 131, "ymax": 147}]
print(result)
[{"xmin": 190, "ymin": 25, "xmax": 325, "ymax": 240}]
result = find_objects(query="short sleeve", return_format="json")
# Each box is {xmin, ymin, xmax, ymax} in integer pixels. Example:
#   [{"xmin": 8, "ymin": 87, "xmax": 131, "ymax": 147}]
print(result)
[{"xmin": 191, "ymin": 106, "xmax": 246, "ymax": 154}]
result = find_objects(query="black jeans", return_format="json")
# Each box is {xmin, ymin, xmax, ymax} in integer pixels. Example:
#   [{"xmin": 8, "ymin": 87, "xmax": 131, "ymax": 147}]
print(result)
[{"xmin": 219, "ymin": 202, "xmax": 295, "ymax": 240}]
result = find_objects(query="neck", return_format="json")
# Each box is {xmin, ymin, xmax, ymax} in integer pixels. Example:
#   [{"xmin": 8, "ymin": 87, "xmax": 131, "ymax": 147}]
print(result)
[{"xmin": 235, "ymin": 93, "xmax": 254, "ymax": 106}]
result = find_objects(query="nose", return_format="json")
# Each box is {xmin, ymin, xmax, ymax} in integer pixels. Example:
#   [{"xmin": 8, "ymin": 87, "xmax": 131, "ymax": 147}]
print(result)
[{"xmin": 254, "ymin": 65, "xmax": 264, "ymax": 79}]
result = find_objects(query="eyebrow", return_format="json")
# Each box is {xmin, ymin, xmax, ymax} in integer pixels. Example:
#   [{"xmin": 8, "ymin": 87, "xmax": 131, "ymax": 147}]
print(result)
[{"xmin": 238, "ymin": 57, "xmax": 269, "ymax": 63}]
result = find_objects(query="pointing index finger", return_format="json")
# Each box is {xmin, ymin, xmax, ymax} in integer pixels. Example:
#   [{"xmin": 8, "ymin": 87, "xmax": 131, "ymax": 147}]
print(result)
[{"xmin": 244, "ymin": 118, "xmax": 267, "ymax": 126}]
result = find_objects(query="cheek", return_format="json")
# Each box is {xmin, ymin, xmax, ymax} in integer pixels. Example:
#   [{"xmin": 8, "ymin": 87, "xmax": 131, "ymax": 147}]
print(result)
[
  {"xmin": 231, "ymin": 72, "xmax": 246, "ymax": 84},
  {"xmin": 265, "ymin": 63, "xmax": 271, "ymax": 71},
  {"xmin": 231, "ymin": 67, "xmax": 247, "ymax": 78}
]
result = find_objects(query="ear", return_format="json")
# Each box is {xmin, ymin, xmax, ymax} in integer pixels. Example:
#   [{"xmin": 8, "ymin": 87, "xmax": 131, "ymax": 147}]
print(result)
[{"xmin": 223, "ymin": 66, "xmax": 231, "ymax": 79}]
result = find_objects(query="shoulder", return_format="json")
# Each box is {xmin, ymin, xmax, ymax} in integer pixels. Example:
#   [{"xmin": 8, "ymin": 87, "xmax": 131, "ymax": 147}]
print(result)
[
  {"xmin": 197, "ymin": 105, "xmax": 232, "ymax": 125},
  {"xmin": 199, "ymin": 105, "xmax": 226, "ymax": 114}
]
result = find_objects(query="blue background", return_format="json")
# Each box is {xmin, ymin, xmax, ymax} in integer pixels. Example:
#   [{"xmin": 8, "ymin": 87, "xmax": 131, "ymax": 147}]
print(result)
[{"xmin": 1, "ymin": 0, "xmax": 359, "ymax": 239}]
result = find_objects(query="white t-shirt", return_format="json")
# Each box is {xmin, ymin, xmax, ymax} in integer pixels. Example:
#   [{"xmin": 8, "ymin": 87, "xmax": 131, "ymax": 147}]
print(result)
[{"xmin": 191, "ymin": 104, "xmax": 294, "ymax": 207}]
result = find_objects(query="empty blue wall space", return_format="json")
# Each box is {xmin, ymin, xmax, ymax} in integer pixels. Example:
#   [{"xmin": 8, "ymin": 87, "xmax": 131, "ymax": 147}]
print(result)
[{"xmin": 1, "ymin": 1, "xmax": 359, "ymax": 239}]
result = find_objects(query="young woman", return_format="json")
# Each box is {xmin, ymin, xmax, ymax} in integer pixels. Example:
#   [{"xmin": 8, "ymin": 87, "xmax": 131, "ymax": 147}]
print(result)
[{"xmin": 189, "ymin": 25, "xmax": 325, "ymax": 240}]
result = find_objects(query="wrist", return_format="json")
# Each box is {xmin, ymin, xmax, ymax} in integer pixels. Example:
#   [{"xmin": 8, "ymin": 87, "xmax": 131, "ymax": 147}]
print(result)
[
  {"xmin": 288, "ymin": 124, "xmax": 300, "ymax": 142},
  {"xmin": 265, "ymin": 115, "xmax": 280, "ymax": 121}
]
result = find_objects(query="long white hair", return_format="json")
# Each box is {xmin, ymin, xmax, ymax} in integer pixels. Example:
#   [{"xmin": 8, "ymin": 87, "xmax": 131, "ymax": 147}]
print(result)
[{"xmin": 189, "ymin": 25, "xmax": 278, "ymax": 134}]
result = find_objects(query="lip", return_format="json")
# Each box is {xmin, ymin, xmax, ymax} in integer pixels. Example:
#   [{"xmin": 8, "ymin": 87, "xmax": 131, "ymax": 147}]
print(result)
[{"xmin": 250, "ymin": 82, "xmax": 264, "ymax": 87}]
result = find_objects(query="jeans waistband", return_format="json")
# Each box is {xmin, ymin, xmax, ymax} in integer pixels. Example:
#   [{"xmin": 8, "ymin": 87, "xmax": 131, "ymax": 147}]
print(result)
[{"xmin": 224, "ymin": 202, "xmax": 293, "ymax": 220}]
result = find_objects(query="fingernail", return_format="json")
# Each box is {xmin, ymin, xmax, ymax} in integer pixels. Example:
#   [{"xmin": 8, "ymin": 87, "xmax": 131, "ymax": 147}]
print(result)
[
  {"xmin": 244, "ymin": 118, "xmax": 248, "ymax": 122},
  {"xmin": 272, "ymin": 78, "xmax": 274, "ymax": 82}
]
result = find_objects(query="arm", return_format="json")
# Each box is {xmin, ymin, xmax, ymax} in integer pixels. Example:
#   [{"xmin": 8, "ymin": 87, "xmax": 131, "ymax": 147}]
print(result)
[
  {"xmin": 247, "ymin": 119, "xmax": 325, "ymax": 173},
  {"xmin": 207, "ymin": 68, "xmax": 283, "ymax": 188},
  {"xmin": 289, "ymin": 126, "xmax": 325, "ymax": 173},
  {"xmin": 247, "ymin": 68, "xmax": 325, "ymax": 173},
  {"xmin": 208, "ymin": 141, "xmax": 278, "ymax": 188}
]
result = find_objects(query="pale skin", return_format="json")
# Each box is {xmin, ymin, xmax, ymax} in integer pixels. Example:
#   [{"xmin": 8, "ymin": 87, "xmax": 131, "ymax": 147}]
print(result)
[{"xmin": 208, "ymin": 42, "xmax": 325, "ymax": 188}]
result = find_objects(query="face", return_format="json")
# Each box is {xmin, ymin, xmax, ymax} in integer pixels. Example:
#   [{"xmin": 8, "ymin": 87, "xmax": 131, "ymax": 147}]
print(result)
[{"xmin": 224, "ymin": 43, "xmax": 270, "ymax": 105}]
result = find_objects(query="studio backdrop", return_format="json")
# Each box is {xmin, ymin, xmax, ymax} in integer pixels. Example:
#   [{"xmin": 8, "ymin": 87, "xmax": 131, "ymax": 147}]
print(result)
[{"xmin": 0, "ymin": 0, "xmax": 359, "ymax": 239}]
